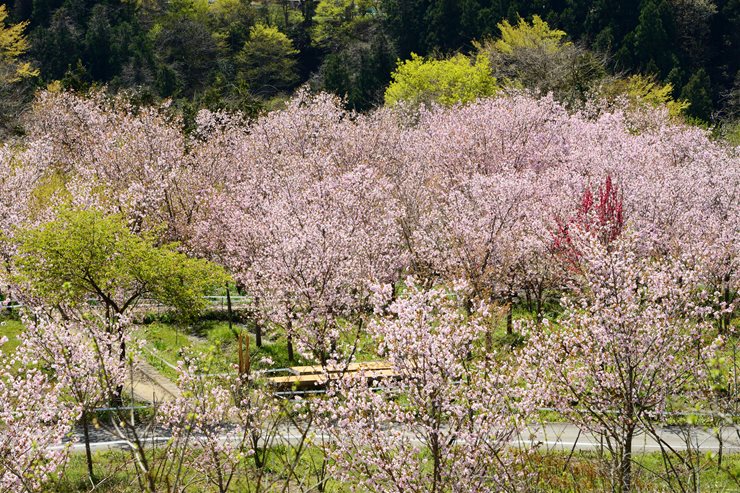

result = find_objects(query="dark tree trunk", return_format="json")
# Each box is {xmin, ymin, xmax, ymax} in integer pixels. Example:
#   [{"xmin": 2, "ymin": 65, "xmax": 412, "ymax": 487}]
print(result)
[
  {"xmin": 113, "ymin": 323, "xmax": 126, "ymax": 406},
  {"xmin": 620, "ymin": 426, "xmax": 634, "ymax": 493},
  {"xmin": 287, "ymin": 333, "xmax": 295, "ymax": 363},
  {"xmin": 82, "ymin": 410, "xmax": 96, "ymax": 485},
  {"xmin": 535, "ymin": 285, "xmax": 544, "ymax": 323},
  {"xmin": 226, "ymin": 285, "xmax": 234, "ymax": 336},
  {"xmin": 506, "ymin": 296, "xmax": 514, "ymax": 335},
  {"xmin": 255, "ymin": 321, "xmax": 262, "ymax": 348}
]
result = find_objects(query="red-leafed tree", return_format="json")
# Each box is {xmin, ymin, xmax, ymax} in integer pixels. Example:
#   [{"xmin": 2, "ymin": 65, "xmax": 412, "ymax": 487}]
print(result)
[{"xmin": 552, "ymin": 175, "xmax": 625, "ymax": 267}]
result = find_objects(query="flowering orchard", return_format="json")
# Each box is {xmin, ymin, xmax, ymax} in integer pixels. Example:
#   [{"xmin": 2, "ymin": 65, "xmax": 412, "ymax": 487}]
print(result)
[
  {"xmin": 321, "ymin": 280, "xmax": 534, "ymax": 493},
  {"xmin": 0, "ymin": 89, "xmax": 738, "ymax": 491}
]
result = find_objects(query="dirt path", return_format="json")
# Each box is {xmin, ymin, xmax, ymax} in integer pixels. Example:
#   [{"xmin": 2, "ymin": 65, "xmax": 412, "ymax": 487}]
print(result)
[{"xmin": 126, "ymin": 358, "xmax": 181, "ymax": 403}]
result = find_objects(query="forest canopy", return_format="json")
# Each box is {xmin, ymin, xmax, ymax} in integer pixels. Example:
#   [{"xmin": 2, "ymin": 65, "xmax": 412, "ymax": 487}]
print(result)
[{"xmin": 0, "ymin": 0, "xmax": 737, "ymax": 137}]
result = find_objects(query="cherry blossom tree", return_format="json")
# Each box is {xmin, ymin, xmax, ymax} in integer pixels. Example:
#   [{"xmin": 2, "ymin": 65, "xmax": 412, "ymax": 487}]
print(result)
[
  {"xmin": 16, "ymin": 310, "xmax": 129, "ymax": 484},
  {"xmin": 0, "ymin": 143, "xmax": 46, "ymax": 299},
  {"xmin": 24, "ymin": 90, "xmax": 210, "ymax": 243},
  {"xmin": 232, "ymin": 169, "xmax": 400, "ymax": 364},
  {"xmin": 0, "ymin": 335, "xmax": 77, "ymax": 492},
  {"xmin": 525, "ymin": 229, "xmax": 721, "ymax": 492},
  {"xmin": 322, "ymin": 280, "xmax": 534, "ymax": 493},
  {"xmin": 156, "ymin": 354, "xmax": 331, "ymax": 493},
  {"xmin": 196, "ymin": 92, "xmax": 403, "ymax": 365},
  {"xmin": 158, "ymin": 360, "xmax": 279, "ymax": 493}
]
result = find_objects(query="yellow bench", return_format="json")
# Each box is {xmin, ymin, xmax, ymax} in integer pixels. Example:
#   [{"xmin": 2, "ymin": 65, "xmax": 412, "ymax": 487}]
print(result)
[{"xmin": 266, "ymin": 361, "xmax": 395, "ymax": 391}]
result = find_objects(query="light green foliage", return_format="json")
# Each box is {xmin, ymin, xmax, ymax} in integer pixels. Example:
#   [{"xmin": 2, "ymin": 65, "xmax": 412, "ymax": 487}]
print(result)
[
  {"xmin": 596, "ymin": 74, "xmax": 690, "ymax": 118},
  {"xmin": 493, "ymin": 15, "xmax": 569, "ymax": 55},
  {"xmin": 312, "ymin": 0, "xmax": 378, "ymax": 48},
  {"xmin": 722, "ymin": 121, "xmax": 740, "ymax": 146},
  {"xmin": 0, "ymin": 5, "xmax": 37, "ymax": 83},
  {"xmin": 478, "ymin": 15, "xmax": 604, "ymax": 107},
  {"xmin": 384, "ymin": 53, "xmax": 498, "ymax": 108},
  {"xmin": 163, "ymin": 0, "xmax": 210, "ymax": 22},
  {"xmin": 236, "ymin": 23, "xmax": 298, "ymax": 95},
  {"xmin": 14, "ymin": 208, "xmax": 229, "ymax": 319},
  {"xmin": 206, "ymin": 0, "xmax": 257, "ymax": 50}
]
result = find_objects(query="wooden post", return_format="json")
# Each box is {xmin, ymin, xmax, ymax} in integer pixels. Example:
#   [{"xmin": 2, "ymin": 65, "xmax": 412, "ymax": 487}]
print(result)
[
  {"xmin": 238, "ymin": 331, "xmax": 250, "ymax": 376},
  {"xmin": 238, "ymin": 332, "xmax": 244, "ymax": 376}
]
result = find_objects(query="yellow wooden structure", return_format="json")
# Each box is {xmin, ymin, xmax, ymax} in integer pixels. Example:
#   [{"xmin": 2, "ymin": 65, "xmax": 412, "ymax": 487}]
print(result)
[{"xmin": 266, "ymin": 361, "xmax": 394, "ymax": 391}]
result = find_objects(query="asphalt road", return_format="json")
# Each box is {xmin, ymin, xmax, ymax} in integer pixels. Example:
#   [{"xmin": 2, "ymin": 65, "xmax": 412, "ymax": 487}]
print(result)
[{"xmin": 56, "ymin": 422, "xmax": 740, "ymax": 454}]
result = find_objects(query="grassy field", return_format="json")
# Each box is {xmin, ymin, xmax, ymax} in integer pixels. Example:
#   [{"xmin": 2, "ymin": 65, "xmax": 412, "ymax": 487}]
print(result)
[
  {"xmin": 46, "ymin": 447, "xmax": 740, "ymax": 492},
  {"xmin": 0, "ymin": 315, "xmax": 26, "ymax": 354},
  {"xmin": 135, "ymin": 317, "xmax": 312, "ymax": 380}
]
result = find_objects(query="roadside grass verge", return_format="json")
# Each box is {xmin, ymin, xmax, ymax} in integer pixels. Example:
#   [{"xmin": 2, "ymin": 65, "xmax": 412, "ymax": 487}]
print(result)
[{"xmin": 48, "ymin": 447, "xmax": 740, "ymax": 492}]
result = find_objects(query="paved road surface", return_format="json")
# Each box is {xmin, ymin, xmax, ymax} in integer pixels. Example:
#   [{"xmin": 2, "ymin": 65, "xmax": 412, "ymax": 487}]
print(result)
[
  {"xmin": 58, "ymin": 422, "xmax": 740, "ymax": 454},
  {"xmin": 104, "ymin": 356, "xmax": 740, "ymax": 456}
]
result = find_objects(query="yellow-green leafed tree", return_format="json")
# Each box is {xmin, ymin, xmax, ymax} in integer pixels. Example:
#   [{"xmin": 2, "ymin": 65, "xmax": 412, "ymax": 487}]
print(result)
[
  {"xmin": 493, "ymin": 15, "xmax": 569, "ymax": 55},
  {"xmin": 14, "ymin": 208, "xmax": 230, "ymax": 321},
  {"xmin": 0, "ymin": 5, "xmax": 38, "ymax": 83},
  {"xmin": 1, "ymin": 4, "xmax": 38, "ymax": 136},
  {"xmin": 312, "ymin": 0, "xmax": 378, "ymax": 49},
  {"xmin": 478, "ymin": 15, "xmax": 605, "ymax": 107},
  {"xmin": 595, "ymin": 74, "xmax": 689, "ymax": 118},
  {"xmin": 236, "ymin": 24, "xmax": 298, "ymax": 97},
  {"xmin": 384, "ymin": 53, "xmax": 498, "ymax": 109}
]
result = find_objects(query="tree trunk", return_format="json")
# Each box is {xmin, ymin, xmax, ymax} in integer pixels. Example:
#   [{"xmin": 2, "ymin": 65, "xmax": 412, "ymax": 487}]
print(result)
[
  {"xmin": 619, "ymin": 426, "xmax": 634, "ymax": 493},
  {"xmin": 238, "ymin": 331, "xmax": 250, "ymax": 376},
  {"xmin": 286, "ymin": 318, "xmax": 294, "ymax": 362},
  {"xmin": 506, "ymin": 296, "xmax": 514, "ymax": 335},
  {"xmin": 252, "ymin": 431, "xmax": 263, "ymax": 469},
  {"xmin": 113, "ymin": 326, "xmax": 126, "ymax": 406},
  {"xmin": 226, "ymin": 285, "xmax": 234, "ymax": 336},
  {"xmin": 535, "ymin": 284, "xmax": 545, "ymax": 323},
  {"xmin": 5, "ymin": 285, "xmax": 11, "ymax": 314},
  {"xmin": 255, "ymin": 321, "xmax": 262, "ymax": 348},
  {"xmin": 430, "ymin": 418, "xmax": 442, "ymax": 493},
  {"xmin": 82, "ymin": 410, "xmax": 96, "ymax": 485},
  {"xmin": 717, "ymin": 428, "xmax": 724, "ymax": 469}
]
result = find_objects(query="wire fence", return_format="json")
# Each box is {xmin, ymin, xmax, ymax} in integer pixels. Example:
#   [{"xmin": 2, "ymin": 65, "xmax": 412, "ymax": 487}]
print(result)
[{"xmin": 1, "ymin": 295, "xmax": 253, "ymax": 313}]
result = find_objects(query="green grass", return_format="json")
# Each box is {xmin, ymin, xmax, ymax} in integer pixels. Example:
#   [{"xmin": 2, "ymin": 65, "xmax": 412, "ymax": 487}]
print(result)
[
  {"xmin": 0, "ymin": 316, "xmax": 25, "ymax": 355},
  {"xmin": 46, "ymin": 445, "xmax": 740, "ymax": 492},
  {"xmin": 525, "ymin": 450, "xmax": 740, "ymax": 492},
  {"xmin": 134, "ymin": 321, "xmax": 203, "ymax": 380},
  {"xmin": 135, "ymin": 319, "xmax": 314, "ymax": 380},
  {"xmin": 134, "ymin": 298, "xmax": 562, "ymax": 381},
  {"xmin": 49, "ymin": 451, "xmax": 136, "ymax": 493},
  {"xmin": 48, "ymin": 443, "xmax": 341, "ymax": 493}
]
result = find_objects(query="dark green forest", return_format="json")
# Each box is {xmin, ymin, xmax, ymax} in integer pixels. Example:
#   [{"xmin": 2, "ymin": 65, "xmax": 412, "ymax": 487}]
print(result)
[{"xmin": 2, "ymin": 0, "xmax": 739, "ymax": 126}]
